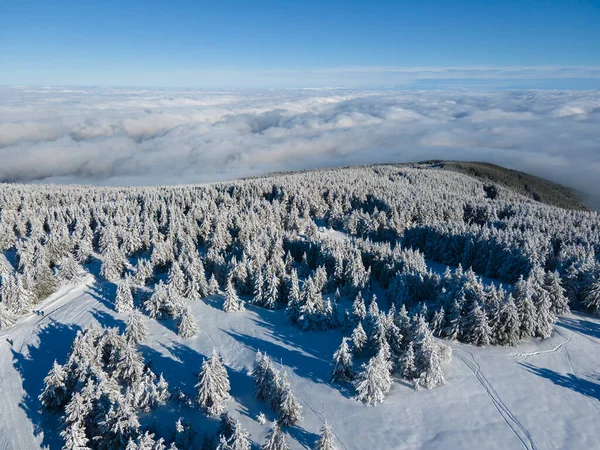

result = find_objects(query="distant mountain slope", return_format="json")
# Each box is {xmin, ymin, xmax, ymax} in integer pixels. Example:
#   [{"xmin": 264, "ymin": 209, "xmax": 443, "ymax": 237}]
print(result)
[{"xmin": 417, "ymin": 160, "xmax": 590, "ymax": 211}]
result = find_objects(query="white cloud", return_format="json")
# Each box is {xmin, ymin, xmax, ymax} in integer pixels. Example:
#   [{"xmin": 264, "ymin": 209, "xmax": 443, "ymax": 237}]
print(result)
[{"xmin": 0, "ymin": 86, "xmax": 599, "ymax": 207}]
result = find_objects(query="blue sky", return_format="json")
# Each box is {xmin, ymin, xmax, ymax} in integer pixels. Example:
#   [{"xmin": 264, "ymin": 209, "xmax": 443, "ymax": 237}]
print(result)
[{"xmin": 1, "ymin": 0, "xmax": 599, "ymax": 88}]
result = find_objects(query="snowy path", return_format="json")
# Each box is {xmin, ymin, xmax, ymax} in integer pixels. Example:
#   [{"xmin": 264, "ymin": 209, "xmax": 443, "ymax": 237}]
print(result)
[
  {"xmin": 2, "ymin": 279, "xmax": 600, "ymax": 449},
  {"xmin": 455, "ymin": 349, "xmax": 537, "ymax": 450}
]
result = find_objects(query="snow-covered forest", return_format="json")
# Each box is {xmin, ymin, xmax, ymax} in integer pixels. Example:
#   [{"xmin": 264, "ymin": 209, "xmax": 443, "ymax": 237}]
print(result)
[{"xmin": 1, "ymin": 163, "xmax": 600, "ymax": 449}]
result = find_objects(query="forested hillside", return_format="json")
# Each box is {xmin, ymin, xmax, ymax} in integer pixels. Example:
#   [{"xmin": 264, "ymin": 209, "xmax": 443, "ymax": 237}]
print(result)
[{"xmin": 1, "ymin": 164, "xmax": 599, "ymax": 449}]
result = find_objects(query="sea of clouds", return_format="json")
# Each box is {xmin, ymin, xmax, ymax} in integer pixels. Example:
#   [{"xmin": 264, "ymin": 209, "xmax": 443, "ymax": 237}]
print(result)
[{"xmin": 1, "ymin": 86, "xmax": 599, "ymax": 207}]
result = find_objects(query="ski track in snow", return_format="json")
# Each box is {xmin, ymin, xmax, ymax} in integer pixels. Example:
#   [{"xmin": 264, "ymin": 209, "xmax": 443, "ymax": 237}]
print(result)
[
  {"xmin": 509, "ymin": 339, "xmax": 571, "ymax": 363},
  {"xmin": 455, "ymin": 349, "xmax": 538, "ymax": 450}
]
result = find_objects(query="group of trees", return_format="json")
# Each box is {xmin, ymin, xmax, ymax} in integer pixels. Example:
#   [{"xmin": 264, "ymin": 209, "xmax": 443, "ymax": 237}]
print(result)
[
  {"xmin": 252, "ymin": 352, "xmax": 303, "ymax": 427},
  {"xmin": 2, "ymin": 164, "xmax": 599, "ymax": 446},
  {"xmin": 332, "ymin": 295, "xmax": 452, "ymax": 405},
  {"xmin": 39, "ymin": 326, "xmax": 170, "ymax": 449}
]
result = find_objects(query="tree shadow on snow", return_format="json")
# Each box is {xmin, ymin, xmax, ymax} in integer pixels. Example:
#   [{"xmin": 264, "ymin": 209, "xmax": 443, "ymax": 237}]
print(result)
[
  {"xmin": 137, "ymin": 340, "xmax": 260, "ymax": 448},
  {"xmin": 84, "ymin": 279, "xmax": 117, "ymax": 312},
  {"xmin": 556, "ymin": 314, "xmax": 600, "ymax": 341},
  {"xmin": 11, "ymin": 320, "xmax": 81, "ymax": 449},
  {"xmin": 286, "ymin": 425, "xmax": 320, "ymax": 450},
  {"xmin": 520, "ymin": 362, "xmax": 600, "ymax": 401},
  {"xmin": 223, "ymin": 328, "xmax": 334, "ymax": 389},
  {"xmin": 90, "ymin": 308, "xmax": 125, "ymax": 332}
]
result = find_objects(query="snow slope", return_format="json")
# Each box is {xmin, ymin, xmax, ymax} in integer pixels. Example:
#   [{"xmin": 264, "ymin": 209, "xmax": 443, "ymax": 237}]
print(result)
[{"xmin": 1, "ymin": 273, "xmax": 600, "ymax": 450}]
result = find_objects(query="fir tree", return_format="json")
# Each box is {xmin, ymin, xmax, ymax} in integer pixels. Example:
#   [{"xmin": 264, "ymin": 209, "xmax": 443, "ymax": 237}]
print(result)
[
  {"xmin": 315, "ymin": 419, "xmax": 337, "ymax": 450},
  {"xmin": 278, "ymin": 386, "xmax": 303, "ymax": 426},
  {"xmin": 126, "ymin": 309, "xmax": 149, "ymax": 344},
  {"xmin": 497, "ymin": 294, "xmax": 521, "ymax": 346},
  {"xmin": 331, "ymin": 337, "xmax": 354, "ymax": 383},
  {"xmin": 196, "ymin": 348, "xmax": 231, "ymax": 416},
  {"xmin": 400, "ymin": 341, "xmax": 417, "ymax": 380},
  {"xmin": 252, "ymin": 270, "xmax": 265, "ymax": 306},
  {"xmin": 0, "ymin": 301, "xmax": 16, "ymax": 329},
  {"xmin": 351, "ymin": 323, "xmax": 367, "ymax": 355},
  {"xmin": 39, "ymin": 360, "xmax": 69, "ymax": 411},
  {"xmin": 223, "ymin": 277, "xmax": 244, "ymax": 312},
  {"xmin": 261, "ymin": 421, "xmax": 289, "ymax": 450},
  {"xmin": 177, "ymin": 306, "xmax": 199, "ymax": 338},
  {"xmin": 208, "ymin": 274, "xmax": 220, "ymax": 295},
  {"xmin": 544, "ymin": 270, "xmax": 570, "ymax": 315},
  {"xmin": 115, "ymin": 278, "xmax": 135, "ymax": 313},
  {"xmin": 229, "ymin": 421, "xmax": 251, "ymax": 450},
  {"xmin": 354, "ymin": 344, "xmax": 392, "ymax": 406}
]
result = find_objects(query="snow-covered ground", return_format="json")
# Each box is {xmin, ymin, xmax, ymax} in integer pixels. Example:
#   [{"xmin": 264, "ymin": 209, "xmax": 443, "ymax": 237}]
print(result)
[{"xmin": 1, "ymin": 273, "xmax": 599, "ymax": 450}]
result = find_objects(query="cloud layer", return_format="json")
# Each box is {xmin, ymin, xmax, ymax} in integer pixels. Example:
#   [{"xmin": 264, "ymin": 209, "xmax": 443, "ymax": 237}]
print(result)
[{"xmin": 1, "ymin": 87, "xmax": 599, "ymax": 207}]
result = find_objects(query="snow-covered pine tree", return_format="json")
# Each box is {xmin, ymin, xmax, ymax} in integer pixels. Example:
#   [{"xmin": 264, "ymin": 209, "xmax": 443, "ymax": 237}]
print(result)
[
  {"xmin": 0, "ymin": 301, "xmax": 16, "ymax": 329},
  {"xmin": 400, "ymin": 341, "xmax": 417, "ymax": 380},
  {"xmin": 115, "ymin": 278, "xmax": 135, "ymax": 313},
  {"xmin": 354, "ymin": 343, "xmax": 392, "ymax": 406},
  {"xmin": 582, "ymin": 272, "xmax": 600, "ymax": 316},
  {"xmin": 315, "ymin": 419, "xmax": 337, "ymax": 450},
  {"xmin": 177, "ymin": 306, "xmax": 199, "ymax": 338},
  {"xmin": 224, "ymin": 276, "xmax": 244, "ymax": 312},
  {"xmin": 414, "ymin": 326, "xmax": 449, "ymax": 390},
  {"xmin": 126, "ymin": 309, "xmax": 149, "ymax": 344},
  {"xmin": 61, "ymin": 421, "xmax": 90, "ymax": 450},
  {"xmin": 39, "ymin": 360, "xmax": 69, "ymax": 411},
  {"xmin": 261, "ymin": 421, "xmax": 289, "ymax": 450},
  {"xmin": 196, "ymin": 348, "xmax": 231, "ymax": 416},
  {"xmin": 263, "ymin": 267, "xmax": 281, "ymax": 310},
  {"xmin": 208, "ymin": 274, "xmax": 220, "ymax": 295},
  {"xmin": 351, "ymin": 323, "xmax": 367, "ymax": 355},
  {"xmin": 278, "ymin": 385, "xmax": 303, "ymax": 427},
  {"xmin": 167, "ymin": 262, "xmax": 187, "ymax": 297},
  {"xmin": 351, "ymin": 291, "xmax": 366, "ymax": 324},
  {"xmin": 252, "ymin": 270, "xmax": 265, "ymax": 306},
  {"xmin": 285, "ymin": 269, "xmax": 301, "ymax": 324},
  {"xmin": 544, "ymin": 270, "xmax": 570, "ymax": 315},
  {"xmin": 497, "ymin": 294, "xmax": 521, "ymax": 346},
  {"xmin": 464, "ymin": 303, "xmax": 492, "ymax": 346},
  {"xmin": 533, "ymin": 289, "xmax": 555, "ymax": 339},
  {"xmin": 516, "ymin": 291, "xmax": 537, "ymax": 339},
  {"xmin": 228, "ymin": 420, "xmax": 251, "ymax": 450},
  {"xmin": 331, "ymin": 337, "xmax": 354, "ymax": 383}
]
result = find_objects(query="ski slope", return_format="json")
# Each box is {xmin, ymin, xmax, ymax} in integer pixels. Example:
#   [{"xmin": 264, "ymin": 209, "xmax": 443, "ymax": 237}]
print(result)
[{"xmin": 1, "ymin": 274, "xmax": 600, "ymax": 450}]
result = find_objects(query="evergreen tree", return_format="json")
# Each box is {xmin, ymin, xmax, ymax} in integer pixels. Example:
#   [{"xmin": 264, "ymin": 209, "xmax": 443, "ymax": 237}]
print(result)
[
  {"xmin": 61, "ymin": 421, "xmax": 90, "ymax": 450},
  {"xmin": 261, "ymin": 421, "xmax": 289, "ymax": 450},
  {"xmin": 465, "ymin": 303, "xmax": 492, "ymax": 346},
  {"xmin": 39, "ymin": 360, "xmax": 69, "ymax": 411},
  {"xmin": 126, "ymin": 309, "xmax": 149, "ymax": 344},
  {"xmin": 582, "ymin": 275, "xmax": 600, "ymax": 316},
  {"xmin": 252, "ymin": 270, "xmax": 265, "ymax": 306},
  {"xmin": 208, "ymin": 274, "xmax": 220, "ymax": 295},
  {"xmin": 0, "ymin": 301, "xmax": 16, "ymax": 329},
  {"xmin": 177, "ymin": 306, "xmax": 199, "ymax": 338},
  {"xmin": 351, "ymin": 323, "xmax": 367, "ymax": 355},
  {"xmin": 497, "ymin": 294, "xmax": 521, "ymax": 346},
  {"xmin": 229, "ymin": 421, "xmax": 251, "ymax": 450},
  {"xmin": 223, "ymin": 277, "xmax": 244, "ymax": 312},
  {"xmin": 354, "ymin": 343, "xmax": 392, "ymax": 406},
  {"xmin": 400, "ymin": 342, "xmax": 417, "ymax": 380},
  {"xmin": 115, "ymin": 278, "xmax": 135, "ymax": 313},
  {"xmin": 544, "ymin": 270, "xmax": 570, "ymax": 315},
  {"xmin": 516, "ymin": 294, "xmax": 537, "ymax": 339},
  {"xmin": 315, "ymin": 419, "xmax": 337, "ymax": 450},
  {"xmin": 534, "ymin": 290, "xmax": 555, "ymax": 339},
  {"xmin": 331, "ymin": 337, "xmax": 354, "ymax": 383},
  {"xmin": 351, "ymin": 292, "xmax": 366, "ymax": 324},
  {"xmin": 285, "ymin": 269, "xmax": 301, "ymax": 324},
  {"xmin": 278, "ymin": 386, "xmax": 303, "ymax": 426},
  {"xmin": 196, "ymin": 348, "xmax": 231, "ymax": 416}
]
